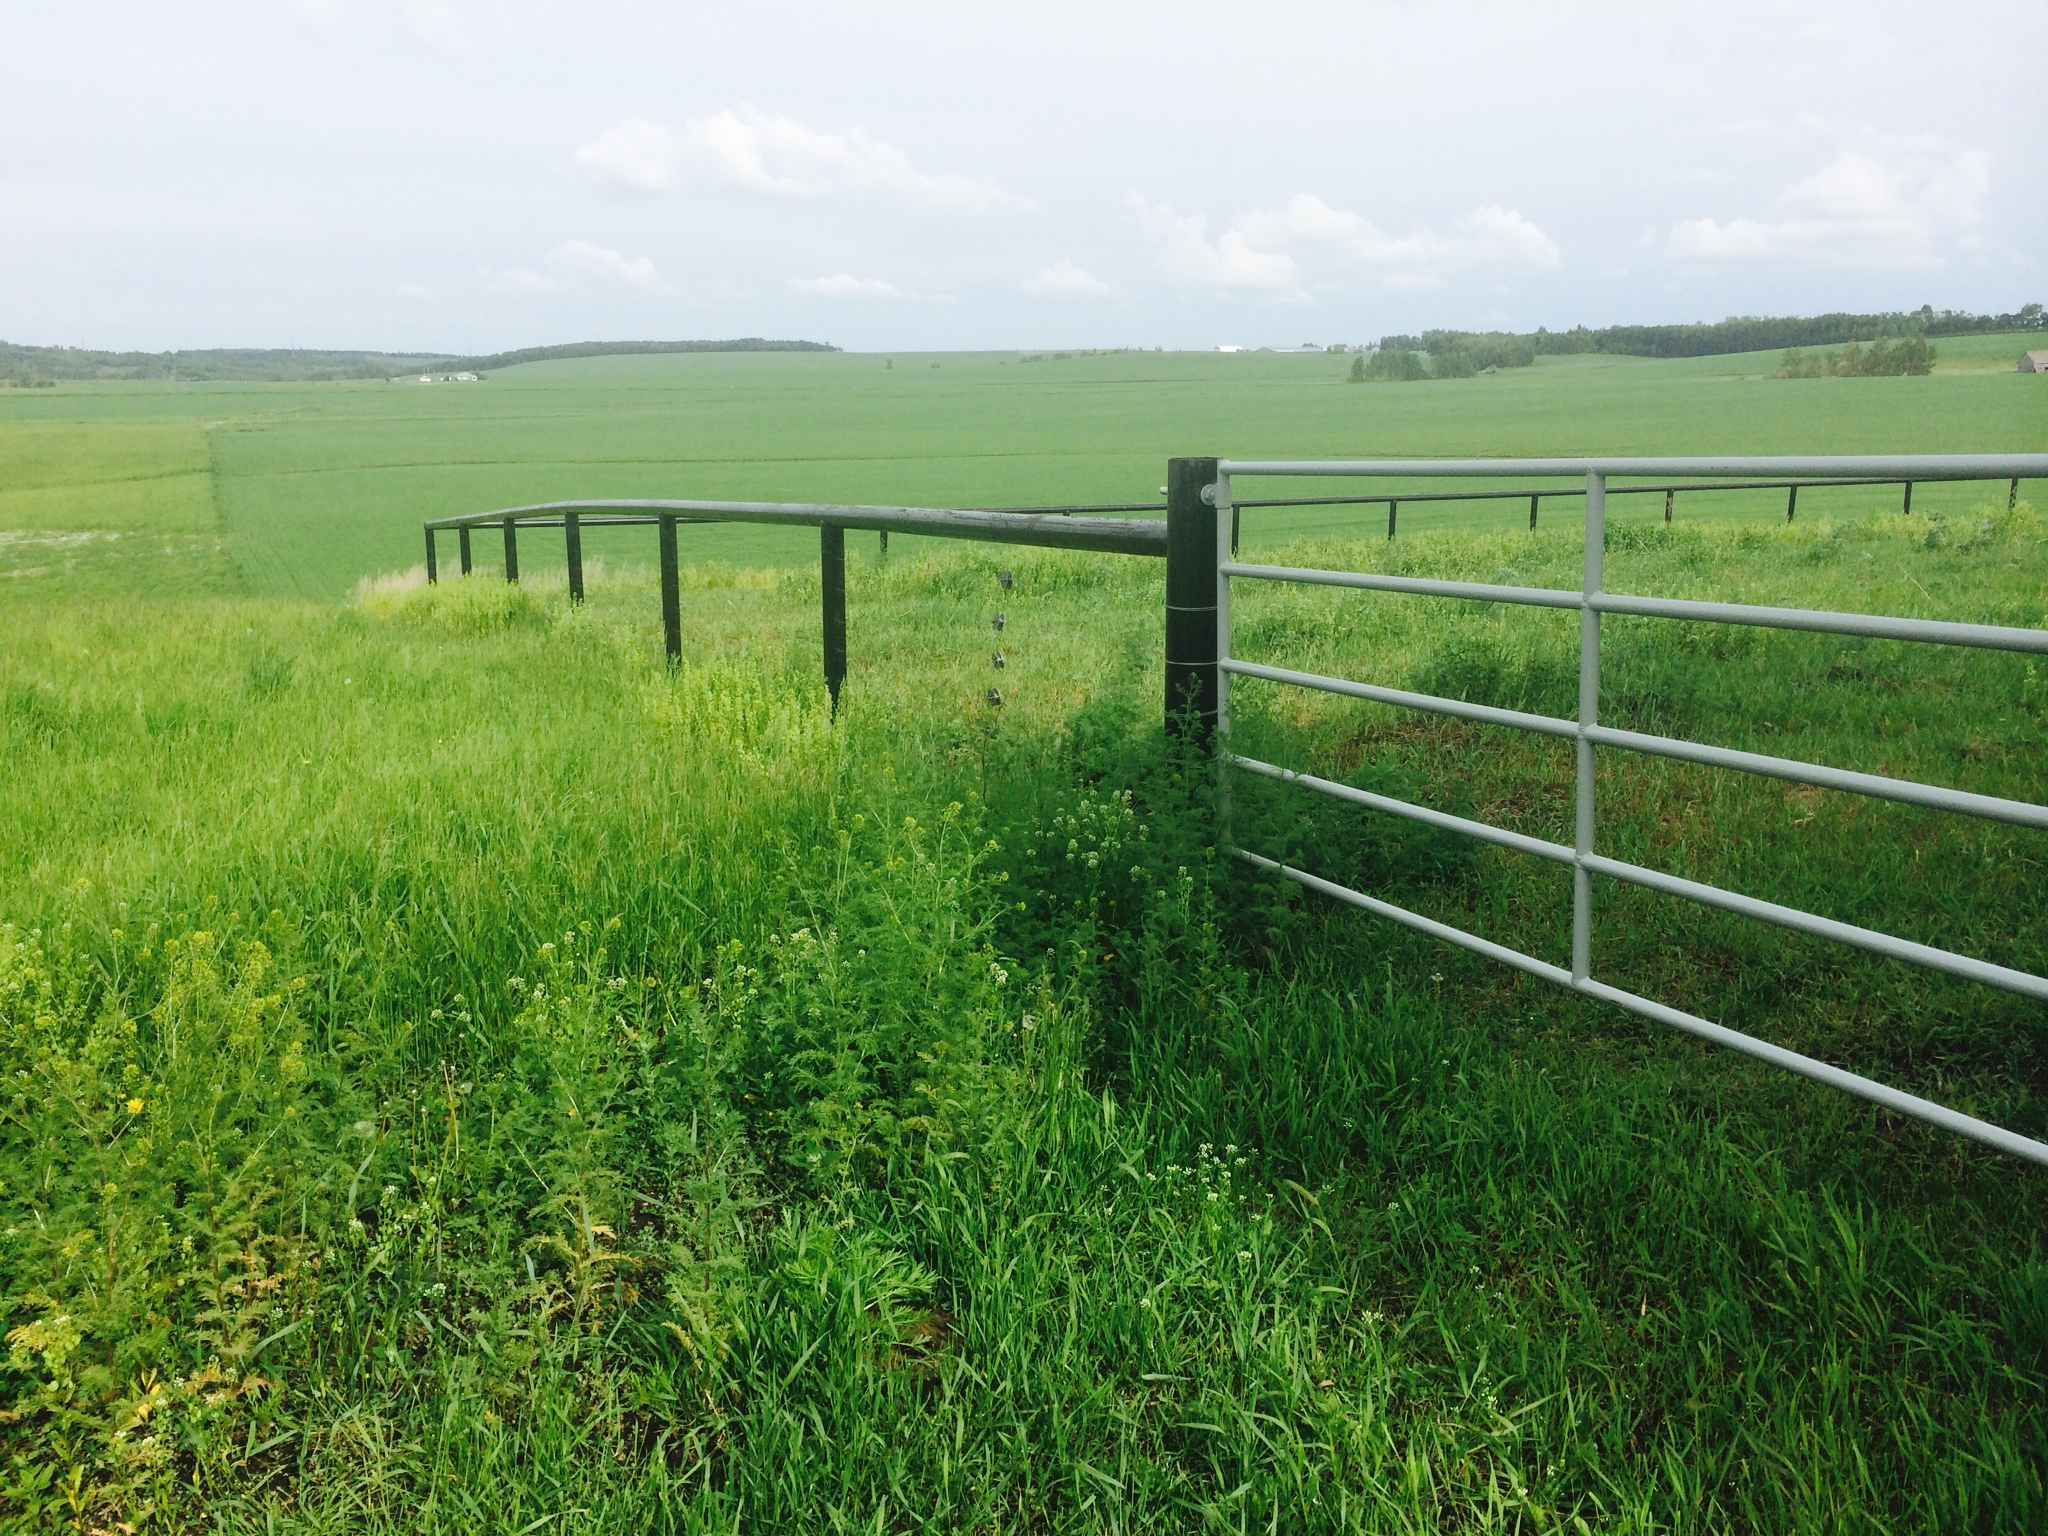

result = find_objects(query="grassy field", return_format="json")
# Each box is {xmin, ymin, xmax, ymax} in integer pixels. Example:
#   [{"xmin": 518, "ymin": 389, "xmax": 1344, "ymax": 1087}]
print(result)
[
  {"xmin": 1, "ymin": 333, "xmax": 2042, "ymax": 602},
  {"xmin": 2, "ymin": 346, "xmax": 2045, "ymax": 1532}
]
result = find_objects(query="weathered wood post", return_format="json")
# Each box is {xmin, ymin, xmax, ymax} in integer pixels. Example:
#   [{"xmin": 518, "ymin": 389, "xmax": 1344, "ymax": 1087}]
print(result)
[
  {"xmin": 565, "ymin": 510, "xmax": 584, "ymax": 602},
  {"xmin": 658, "ymin": 514, "xmax": 681, "ymax": 663},
  {"xmin": 2009, "ymin": 477, "xmax": 2019, "ymax": 511},
  {"xmin": 1664, "ymin": 488, "xmax": 1674, "ymax": 524},
  {"xmin": 459, "ymin": 526, "xmax": 472, "ymax": 575},
  {"xmin": 1787, "ymin": 484, "xmax": 1798, "ymax": 522},
  {"xmin": 1903, "ymin": 481, "xmax": 1913, "ymax": 514},
  {"xmin": 425, "ymin": 527, "xmax": 438, "ymax": 584},
  {"xmin": 1387, "ymin": 498, "xmax": 1398, "ymax": 539},
  {"xmin": 502, "ymin": 516, "xmax": 519, "ymax": 582},
  {"xmin": 1164, "ymin": 456, "xmax": 1220, "ymax": 745},
  {"xmin": 820, "ymin": 523, "xmax": 847, "ymax": 710},
  {"xmin": 1530, "ymin": 493, "xmax": 1540, "ymax": 530}
]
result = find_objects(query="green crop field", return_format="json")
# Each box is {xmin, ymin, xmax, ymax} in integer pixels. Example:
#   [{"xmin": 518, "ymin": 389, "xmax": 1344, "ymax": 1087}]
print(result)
[
  {"xmin": 2, "ymin": 333, "xmax": 2042, "ymax": 602},
  {"xmin": 2, "ymin": 344, "xmax": 2045, "ymax": 1533}
]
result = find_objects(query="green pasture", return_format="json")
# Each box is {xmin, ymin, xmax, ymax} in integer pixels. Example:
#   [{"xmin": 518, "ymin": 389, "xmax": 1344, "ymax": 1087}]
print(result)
[
  {"xmin": 1, "ymin": 337, "xmax": 2042, "ymax": 603},
  {"xmin": 2, "ymin": 344, "xmax": 2046, "ymax": 1532}
]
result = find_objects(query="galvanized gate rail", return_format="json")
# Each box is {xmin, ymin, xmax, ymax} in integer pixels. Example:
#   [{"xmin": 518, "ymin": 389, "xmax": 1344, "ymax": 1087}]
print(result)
[
  {"xmin": 1170, "ymin": 453, "xmax": 2048, "ymax": 1167},
  {"xmin": 1228, "ymin": 469, "xmax": 2027, "ymax": 545}
]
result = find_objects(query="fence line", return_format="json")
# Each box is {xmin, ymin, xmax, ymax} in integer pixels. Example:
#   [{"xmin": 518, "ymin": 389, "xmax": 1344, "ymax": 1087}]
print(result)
[
  {"xmin": 1222, "ymin": 469, "xmax": 2025, "ymax": 548},
  {"xmin": 424, "ymin": 497, "xmax": 1168, "ymax": 704},
  {"xmin": 419, "ymin": 453, "xmax": 2048, "ymax": 1166},
  {"xmin": 1220, "ymin": 458, "xmax": 2034, "ymax": 538}
]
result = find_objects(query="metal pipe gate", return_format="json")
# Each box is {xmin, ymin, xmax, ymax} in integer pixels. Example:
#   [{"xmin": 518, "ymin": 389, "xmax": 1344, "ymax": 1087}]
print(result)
[{"xmin": 1192, "ymin": 453, "xmax": 2048, "ymax": 1166}]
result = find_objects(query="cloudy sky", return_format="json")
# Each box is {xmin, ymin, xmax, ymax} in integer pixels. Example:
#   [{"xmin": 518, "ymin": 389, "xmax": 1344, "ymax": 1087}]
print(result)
[{"xmin": 4, "ymin": 1, "xmax": 2042, "ymax": 352}]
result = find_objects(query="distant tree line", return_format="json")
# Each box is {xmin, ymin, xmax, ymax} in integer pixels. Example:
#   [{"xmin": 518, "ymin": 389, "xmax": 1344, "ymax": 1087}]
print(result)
[
  {"xmin": 1354, "ymin": 329, "xmax": 1535, "ymax": 381},
  {"xmin": 0, "ymin": 337, "xmax": 839, "ymax": 385},
  {"xmin": 1776, "ymin": 337, "xmax": 1935, "ymax": 378},
  {"xmin": 0, "ymin": 343, "xmax": 445, "ymax": 384},
  {"xmin": 1354, "ymin": 302, "xmax": 2039, "ymax": 382},
  {"xmin": 1498, "ymin": 303, "xmax": 2038, "ymax": 360},
  {"xmin": 1520, "ymin": 305, "xmax": 2041, "ymax": 358},
  {"xmin": 1356, "ymin": 347, "xmax": 1425, "ymax": 381}
]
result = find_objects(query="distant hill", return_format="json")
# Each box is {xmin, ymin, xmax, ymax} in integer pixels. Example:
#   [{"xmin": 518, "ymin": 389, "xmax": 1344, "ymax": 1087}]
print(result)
[
  {"xmin": 443, "ymin": 338, "xmax": 837, "ymax": 372},
  {"xmin": 0, "ymin": 337, "xmax": 839, "ymax": 384}
]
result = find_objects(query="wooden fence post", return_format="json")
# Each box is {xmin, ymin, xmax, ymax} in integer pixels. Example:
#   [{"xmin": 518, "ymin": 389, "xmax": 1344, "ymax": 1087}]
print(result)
[
  {"xmin": 425, "ymin": 528, "xmax": 438, "ymax": 584},
  {"xmin": 1387, "ymin": 499, "xmax": 1398, "ymax": 539},
  {"xmin": 1787, "ymin": 484, "xmax": 1798, "ymax": 522},
  {"xmin": 1530, "ymin": 493, "xmax": 1539, "ymax": 530},
  {"xmin": 459, "ymin": 526, "xmax": 472, "ymax": 575},
  {"xmin": 1664, "ymin": 489, "xmax": 1674, "ymax": 524},
  {"xmin": 565, "ymin": 510, "xmax": 584, "ymax": 602},
  {"xmin": 502, "ymin": 516, "xmax": 519, "ymax": 582}
]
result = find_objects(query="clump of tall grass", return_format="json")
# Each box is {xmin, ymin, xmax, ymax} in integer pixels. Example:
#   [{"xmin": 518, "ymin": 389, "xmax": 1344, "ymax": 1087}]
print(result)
[{"xmin": 354, "ymin": 567, "xmax": 563, "ymax": 634}]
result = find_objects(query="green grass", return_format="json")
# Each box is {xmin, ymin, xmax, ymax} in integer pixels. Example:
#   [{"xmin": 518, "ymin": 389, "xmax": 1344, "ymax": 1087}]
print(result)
[
  {"xmin": 5, "ymin": 506, "xmax": 2047, "ymax": 1532},
  {"xmin": 1912, "ymin": 332, "xmax": 2048, "ymax": 372},
  {"xmin": 0, "ymin": 418, "xmax": 232, "ymax": 601},
  {"xmin": 2, "ymin": 351, "xmax": 2045, "ymax": 1532}
]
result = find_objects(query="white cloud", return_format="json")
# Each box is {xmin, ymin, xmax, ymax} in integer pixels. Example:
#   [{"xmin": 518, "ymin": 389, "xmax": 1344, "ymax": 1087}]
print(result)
[
  {"xmin": 1128, "ymin": 196, "xmax": 1300, "ymax": 294},
  {"xmin": 1444, "ymin": 205, "xmax": 1564, "ymax": 272},
  {"xmin": 790, "ymin": 274, "xmax": 905, "ymax": 298},
  {"xmin": 294, "ymin": 1, "xmax": 468, "ymax": 51},
  {"xmin": 1023, "ymin": 259, "xmax": 1111, "ymax": 297},
  {"xmin": 572, "ymin": 119, "xmax": 682, "ymax": 193},
  {"xmin": 485, "ymin": 242, "xmax": 666, "ymax": 295},
  {"xmin": 1131, "ymin": 192, "xmax": 1558, "ymax": 296},
  {"xmin": 486, "ymin": 267, "xmax": 554, "ymax": 293},
  {"xmin": 575, "ymin": 108, "xmax": 1020, "ymax": 212},
  {"xmin": 1234, "ymin": 195, "xmax": 1561, "ymax": 286},
  {"xmin": 549, "ymin": 240, "xmax": 665, "ymax": 292},
  {"xmin": 1665, "ymin": 130, "xmax": 1991, "ymax": 268},
  {"xmin": 400, "ymin": 1, "xmax": 467, "ymax": 52}
]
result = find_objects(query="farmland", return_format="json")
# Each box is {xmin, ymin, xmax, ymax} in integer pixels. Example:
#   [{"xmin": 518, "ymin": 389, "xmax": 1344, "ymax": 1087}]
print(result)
[
  {"xmin": 2, "ymin": 342, "xmax": 2046, "ymax": 1532},
  {"xmin": 2, "ymin": 330, "xmax": 2042, "ymax": 600}
]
